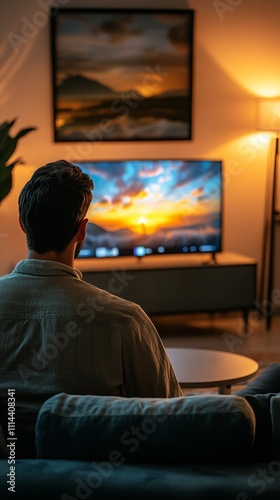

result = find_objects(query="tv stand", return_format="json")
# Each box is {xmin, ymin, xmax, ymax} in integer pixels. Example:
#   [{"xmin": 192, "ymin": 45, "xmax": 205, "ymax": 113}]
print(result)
[
  {"xmin": 203, "ymin": 252, "xmax": 218, "ymax": 265},
  {"xmin": 82, "ymin": 252, "xmax": 256, "ymax": 327}
]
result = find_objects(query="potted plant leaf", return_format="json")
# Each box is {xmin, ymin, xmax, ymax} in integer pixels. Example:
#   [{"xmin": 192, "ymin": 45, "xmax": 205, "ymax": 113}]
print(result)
[{"xmin": 0, "ymin": 119, "xmax": 36, "ymax": 204}]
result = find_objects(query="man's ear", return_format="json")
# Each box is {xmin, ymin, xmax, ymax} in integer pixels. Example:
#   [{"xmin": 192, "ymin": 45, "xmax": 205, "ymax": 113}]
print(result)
[
  {"xmin": 76, "ymin": 218, "xmax": 88, "ymax": 242},
  {"xmin": 19, "ymin": 217, "xmax": 26, "ymax": 234}
]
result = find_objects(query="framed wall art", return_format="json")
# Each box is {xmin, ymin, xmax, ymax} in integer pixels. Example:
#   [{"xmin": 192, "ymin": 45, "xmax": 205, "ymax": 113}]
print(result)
[{"xmin": 51, "ymin": 8, "xmax": 194, "ymax": 142}]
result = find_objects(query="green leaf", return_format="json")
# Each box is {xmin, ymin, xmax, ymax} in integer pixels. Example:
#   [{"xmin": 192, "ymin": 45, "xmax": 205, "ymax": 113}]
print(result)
[
  {"xmin": 0, "ymin": 119, "xmax": 16, "ymax": 135},
  {"xmin": 0, "ymin": 138, "xmax": 18, "ymax": 166},
  {"xmin": 0, "ymin": 121, "xmax": 14, "ymax": 150},
  {"xmin": 0, "ymin": 118, "xmax": 37, "ymax": 203},
  {"xmin": 14, "ymin": 127, "xmax": 37, "ymax": 141},
  {"xmin": 0, "ymin": 165, "xmax": 13, "ymax": 203}
]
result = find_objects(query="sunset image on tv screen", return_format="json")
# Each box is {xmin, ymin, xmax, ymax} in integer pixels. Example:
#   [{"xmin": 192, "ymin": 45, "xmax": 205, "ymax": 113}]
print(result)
[{"xmin": 76, "ymin": 160, "xmax": 222, "ymax": 258}]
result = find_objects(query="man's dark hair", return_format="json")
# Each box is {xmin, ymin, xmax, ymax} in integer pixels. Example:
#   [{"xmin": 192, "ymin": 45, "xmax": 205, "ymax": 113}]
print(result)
[{"xmin": 19, "ymin": 160, "xmax": 94, "ymax": 253}]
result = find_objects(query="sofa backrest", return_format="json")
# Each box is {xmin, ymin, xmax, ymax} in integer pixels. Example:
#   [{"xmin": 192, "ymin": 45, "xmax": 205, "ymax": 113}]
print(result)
[{"xmin": 35, "ymin": 393, "xmax": 256, "ymax": 464}]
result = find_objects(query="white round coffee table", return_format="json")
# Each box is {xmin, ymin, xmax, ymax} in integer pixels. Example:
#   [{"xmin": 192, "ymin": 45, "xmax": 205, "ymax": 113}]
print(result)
[{"xmin": 165, "ymin": 347, "xmax": 259, "ymax": 394}]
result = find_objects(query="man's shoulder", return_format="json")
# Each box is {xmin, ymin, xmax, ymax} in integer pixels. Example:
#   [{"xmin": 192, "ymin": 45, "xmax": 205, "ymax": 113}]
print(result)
[
  {"xmin": 0, "ymin": 271, "xmax": 16, "ymax": 283},
  {"xmin": 72, "ymin": 278, "xmax": 150, "ymax": 333},
  {"xmin": 78, "ymin": 278, "xmax": 143, "ymax": 315}
]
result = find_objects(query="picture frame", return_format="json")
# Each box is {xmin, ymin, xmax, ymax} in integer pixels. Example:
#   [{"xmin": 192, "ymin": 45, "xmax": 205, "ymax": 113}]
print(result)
[{"xmin": 50, "ymin": 8, "xmax": 194, "ymax": 142}]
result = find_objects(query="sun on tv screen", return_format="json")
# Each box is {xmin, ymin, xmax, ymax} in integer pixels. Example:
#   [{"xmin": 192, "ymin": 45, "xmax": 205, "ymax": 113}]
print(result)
[{"xmin": 75, "ymin": 159, "xmax": 223, "ymax": 259}]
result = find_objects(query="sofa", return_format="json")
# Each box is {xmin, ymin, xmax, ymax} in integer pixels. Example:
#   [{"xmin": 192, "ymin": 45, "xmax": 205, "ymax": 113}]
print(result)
[{"xmin": 1, "ymin": 390, "xmax": 280, "ymax": 500}]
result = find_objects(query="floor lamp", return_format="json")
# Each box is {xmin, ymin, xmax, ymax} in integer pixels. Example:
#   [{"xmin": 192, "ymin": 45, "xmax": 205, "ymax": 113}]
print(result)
[{"xmin": 257, "ymin": 99, "xmax": 280, "ymax": 329}]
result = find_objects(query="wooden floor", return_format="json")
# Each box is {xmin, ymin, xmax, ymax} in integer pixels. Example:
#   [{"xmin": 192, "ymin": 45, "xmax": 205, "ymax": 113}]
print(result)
[{"xmin": 151, "ymin": 310, "xmax": 280, "ymax": 394}]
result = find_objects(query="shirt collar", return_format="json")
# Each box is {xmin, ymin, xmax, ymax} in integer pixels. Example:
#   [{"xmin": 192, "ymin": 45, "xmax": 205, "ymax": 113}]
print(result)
[{"xmin": 12, "ymin": 259, "xmax": 83, "ymax": 280}]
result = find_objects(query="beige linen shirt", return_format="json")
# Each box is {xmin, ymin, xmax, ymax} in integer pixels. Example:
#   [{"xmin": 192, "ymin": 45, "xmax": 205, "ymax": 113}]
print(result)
[{"xmin": 0, "ymin": 260, "xmax": 182, "ymax": 456}]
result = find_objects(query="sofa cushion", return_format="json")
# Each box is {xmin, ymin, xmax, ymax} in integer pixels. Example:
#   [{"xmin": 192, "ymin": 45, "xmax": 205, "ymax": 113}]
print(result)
[
  {"xmin": 236, "ymin": 363, "xmax": 280, "ymax": 396},
  {"xmin": 2, "ymin": 460, "xmax": 280, "ymax": 500},
  {"xmin": 271, "ymin": 395, "xmax": 280, "ymax": 458},
  {"xmin": 241, "ymin": 393, "xmax": 276, "ymax": 461},
  {"xmin": 35, "ymin": 393, "xmax": 255, "ymax": 463},
  {"xmin": 0, "ymin": 425, "xmax": 7, "ymax": 458}
]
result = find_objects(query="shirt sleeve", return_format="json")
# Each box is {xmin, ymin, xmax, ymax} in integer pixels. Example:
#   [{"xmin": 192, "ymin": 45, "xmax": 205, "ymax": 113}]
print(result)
[{"xmin": 121, "ymin": 305, "xmax": 183, "ymax": 398}]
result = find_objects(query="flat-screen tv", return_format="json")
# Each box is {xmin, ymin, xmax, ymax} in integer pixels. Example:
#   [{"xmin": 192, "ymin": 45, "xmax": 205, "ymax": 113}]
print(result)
[{"xmin": 75, "ymin": 159, "xmax": 223, "ymax": 259}]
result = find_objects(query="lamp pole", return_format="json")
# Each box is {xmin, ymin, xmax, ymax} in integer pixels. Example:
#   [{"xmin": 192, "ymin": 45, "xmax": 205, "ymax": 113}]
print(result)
[
  {"xmin": 266, "ymin": 135, "xmax": 279, "ymax": 329},
  {"xmin": 256, "ymin": 99, "xmax": 280, "ymax": 329}
]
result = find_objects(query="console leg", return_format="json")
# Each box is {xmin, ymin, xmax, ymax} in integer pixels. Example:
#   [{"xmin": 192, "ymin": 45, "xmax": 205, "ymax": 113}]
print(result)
[
  {"xmin": 243, "ymin": 310, "xmax": 249, "ymax": 333},
  {"xmin": 219, "ymin": 385, "xmax": 231, "ymax": 395}
]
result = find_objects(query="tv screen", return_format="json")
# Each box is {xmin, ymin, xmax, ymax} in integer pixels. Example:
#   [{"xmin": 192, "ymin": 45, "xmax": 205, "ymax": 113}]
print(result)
[{"xmin": 75, "ymin": 159, "xmax": 222, "ymax": 259}]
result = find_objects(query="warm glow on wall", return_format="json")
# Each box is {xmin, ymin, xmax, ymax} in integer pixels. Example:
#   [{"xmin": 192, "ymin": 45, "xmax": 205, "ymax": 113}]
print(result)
[
  {"xmin": 256, "ymin": 99, "xmax": 280, "ymax": 132},
  {"xmin": 253, "ymin": 86, "xmax": 280, "ymax": 99},
  {"xmin": 198, "ymin": 3, "xmax": 280, "ymax": 99},
  {"xmin": 210, "ymin": 58, "xmax": 280, "ymax": 98}
]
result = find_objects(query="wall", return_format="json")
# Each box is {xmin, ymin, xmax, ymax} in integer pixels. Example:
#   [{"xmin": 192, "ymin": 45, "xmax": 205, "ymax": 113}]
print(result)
[{"xmin": 1, "ymin": 0, "xmax": 280, "ymax": 299}]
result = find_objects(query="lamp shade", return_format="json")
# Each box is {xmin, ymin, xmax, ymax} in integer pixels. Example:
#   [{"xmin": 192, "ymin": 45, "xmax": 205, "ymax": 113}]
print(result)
[{"xmin": 256, "ymin": 99, "xmax": 280, "ymax": 132}]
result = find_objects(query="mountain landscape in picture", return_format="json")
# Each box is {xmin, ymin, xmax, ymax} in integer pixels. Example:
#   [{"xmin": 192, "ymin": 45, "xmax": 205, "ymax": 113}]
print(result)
[
  {"xmin": 52, "ymin": 10, "xmax": 193, "ymax": 140},
  {"xmin": 55, "ymin": 75, "xmax": 190, "ymax": 140}
]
